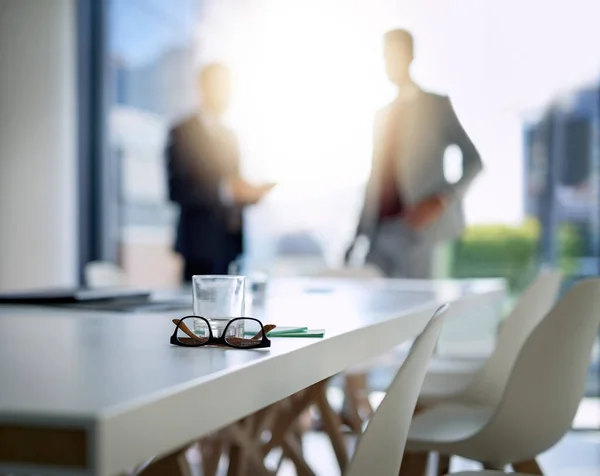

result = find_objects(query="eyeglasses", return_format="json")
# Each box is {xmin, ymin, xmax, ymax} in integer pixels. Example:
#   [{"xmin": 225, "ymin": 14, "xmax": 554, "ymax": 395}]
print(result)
[{"xmin": 170, "ymin": 316, "xmax": 274, "ymax": 349}]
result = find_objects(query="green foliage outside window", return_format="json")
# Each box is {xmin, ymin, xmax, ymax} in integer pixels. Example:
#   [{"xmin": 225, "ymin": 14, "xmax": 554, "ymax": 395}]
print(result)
[{"xmin": 450, "ymin": 218, "xmax": 584, "ymax": 293}]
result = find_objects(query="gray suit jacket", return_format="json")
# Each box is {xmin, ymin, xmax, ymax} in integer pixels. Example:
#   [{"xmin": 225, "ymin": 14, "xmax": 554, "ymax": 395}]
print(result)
[{"xmin": 357, "ymin": 89, "xmax": 482, "ymax": 246}]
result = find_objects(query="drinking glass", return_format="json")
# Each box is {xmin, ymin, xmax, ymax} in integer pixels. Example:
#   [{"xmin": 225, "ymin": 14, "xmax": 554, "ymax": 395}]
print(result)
[
  {"xmin": 228, "ymin": 256, "xmax": 269, "ymax": 316},
  {"xmin": 192, "ymin": 275, "xmax": 246, "ymax": 338}
]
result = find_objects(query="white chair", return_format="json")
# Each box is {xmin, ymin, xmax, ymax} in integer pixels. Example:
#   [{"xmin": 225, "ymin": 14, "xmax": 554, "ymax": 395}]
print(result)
[
  {"xmin": 84, "ymin": 261, "xmax": 128, "ymax": 288},
  {"xmin": 418, "ymin": 268, "xmax": 563, "ymax": 407},
  {"xmin": 344, "ymin": 303, "xmax": 450, "ymax": 476},
  {"xmin": 333, "ymin": 269, "xmax": 561, "ymax": 432},
  {"xmin": 404, "ymin": 277, "xmax": 600, "ymax": 474}
]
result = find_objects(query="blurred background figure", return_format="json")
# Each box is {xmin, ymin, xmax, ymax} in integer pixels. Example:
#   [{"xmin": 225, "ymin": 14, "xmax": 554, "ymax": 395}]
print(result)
[
  {"xmin": 166, "ymin": 63, "xmax": 274, "ymax": 281},
  {"xmin": 347, "ymin": 29, "xmax": 482, "ymax": 278}
]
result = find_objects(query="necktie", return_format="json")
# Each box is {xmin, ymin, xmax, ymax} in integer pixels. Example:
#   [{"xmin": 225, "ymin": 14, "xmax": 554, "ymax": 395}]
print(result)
[{"xmin": 378, "ymin": 102, "xmax": 405, "ymax": 220}]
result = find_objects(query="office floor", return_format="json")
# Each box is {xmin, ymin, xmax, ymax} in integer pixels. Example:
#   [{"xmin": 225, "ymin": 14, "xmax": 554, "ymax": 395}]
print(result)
[
  {"xmin": 192, "ymin": 430, "xmax": 600, "ymax": 475},
  {"xmin": 273, "ymin": 431, "xmax": 600, "ymax": 476}
]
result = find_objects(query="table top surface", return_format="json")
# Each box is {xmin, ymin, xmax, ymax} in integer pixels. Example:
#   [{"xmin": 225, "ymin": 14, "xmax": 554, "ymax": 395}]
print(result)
[{"xmin": 0, "ymin": 278, "xmax": 505, "ymax": 421}]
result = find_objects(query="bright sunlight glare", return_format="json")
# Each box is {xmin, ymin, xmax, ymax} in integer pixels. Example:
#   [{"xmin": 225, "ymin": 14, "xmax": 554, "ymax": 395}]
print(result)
[{"xmin": 228, "ymin": 2, "xmax": 395, "ymax": 188}]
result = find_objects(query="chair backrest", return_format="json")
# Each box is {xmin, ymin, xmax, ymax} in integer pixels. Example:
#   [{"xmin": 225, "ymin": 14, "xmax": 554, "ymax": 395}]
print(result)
[
  {"xmin": 344, "ymin": 304, "xmax": 449, "ymax": 476},
  {"xmin": 435, "ymin": 293, "xmax": 503, "ymax": 359},
  {"xmin": 84, "ymin": 261, "xmax": 127, "ymax": 288},
  {"xmin": 475, "ymin": 278, "xmax": 600, "ymax": 463},
  {"xmin": 464, "ymin": 269, "xmax": 563, "ymax": 404},
  {"xmin": 315, "ymin": 264, "xmax": 385, "ymax": 279}
]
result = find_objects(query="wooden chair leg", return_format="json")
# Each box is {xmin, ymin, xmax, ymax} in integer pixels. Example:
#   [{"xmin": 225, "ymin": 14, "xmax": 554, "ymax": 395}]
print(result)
[
  {"xmin": 261, "ymin": 388, "xmax": 316, "ymax": 456},
  {"xmin": 200, "ymin": 437, "xmax": 224, "ymax": 476},
  {"xmin": 398, "ymin": 451, "xmax": 428, "ymax": 476},
  {"xmin": 437, "ymin": 454, "xmax": 451, "ymax": 476},
  {"xmin": 281, "ymin": 433, "xmax": 316, "ymax": 476},
  {"xmin": 226, "ymin": 419, "xmax": 273, "ymax": 476},
  {"xmin": 292, "ymin": 420, "xmax": 305, "ymax": 456},
  {"xmin": 227, "ymin": 443, "xmax": 245, "ymax": 476},
  {"xmin": 314, "ymin": 381, "xmax": 349, "ymax": 471},
  {"xmin": 344, "ymin": 373, "xmax": 372, "ymax": 432},
  {"xmin": 512, "ymin": 459, "xmax": 544, "ymax": 475},
  {"xmin": 355, "ymin": 373, "xmax": 374, "ymax": 417}
]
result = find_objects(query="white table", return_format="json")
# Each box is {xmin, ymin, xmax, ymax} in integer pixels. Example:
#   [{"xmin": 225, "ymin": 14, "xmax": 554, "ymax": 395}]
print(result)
[{"xmin": 0, "ymin": 278, "xmax": 505, "ymax": 476}]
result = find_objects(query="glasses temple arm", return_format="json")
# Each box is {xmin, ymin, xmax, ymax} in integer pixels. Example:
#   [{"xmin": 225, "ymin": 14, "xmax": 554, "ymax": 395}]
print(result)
[
  {"xmin": 252, "ymin": 324, "xmax": 276, "ymax": 339},
  {"xmin": 172, "ymin": 318, "xmax": 206, "ymax": 342}
]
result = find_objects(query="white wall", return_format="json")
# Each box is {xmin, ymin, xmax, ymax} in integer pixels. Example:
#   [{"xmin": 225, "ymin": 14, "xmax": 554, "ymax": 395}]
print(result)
[{"xmin": 0, "ymin": 0, "xmax": 78, "ymax": 290}]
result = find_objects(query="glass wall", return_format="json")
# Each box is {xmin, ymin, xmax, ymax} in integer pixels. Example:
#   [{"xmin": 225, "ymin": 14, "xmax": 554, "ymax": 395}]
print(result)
[
  {"xmin": 103, "ymin": 0, "xmax": 600, "ymax": 281},
  {"xmin": 106, "ymin": 0, "xmax": 203, "ymax": 286},
  {"xmin": 105, "ymin": 0, "xmax": 395, "ymax": 284},
  {"xmin": 523, "ymin": 85, "xmax": 600, "ymax": 426}
]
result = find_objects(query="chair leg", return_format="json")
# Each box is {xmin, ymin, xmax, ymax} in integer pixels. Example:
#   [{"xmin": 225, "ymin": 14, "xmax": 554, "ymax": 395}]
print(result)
[
  {"xmin": 226, "ymin": 419, "xmax": 273, "ymax": 476},
  {"xmin": 261, "ymin": 388, "xmax": 316, "ymax": 456},
  {"xmin": 314, "ymin": 381, "xmax": 350, "ymax": 471},
  {"xmin": 280, "ymin": 433, "xmax": 316, "ymax": 476},
  {"xmin": 344, "ymin": 373, "xmax": 373, "ymax": 432},
  {"xmin": 437, "ymin": 454, "xmax": 451, "ymax": 476},
  {"xmin": 398, "ymin": 451, "xmax": 428, "ymax": 476},
  {"xmin": 292, "ymin": 421, "xmax": 304, "ymax": 457},
  {"xmin": 200, "ymin": 437, "xmax": 224, "ymax": 476},
  {"xmin": 512, "ymin": 459, "xmax": 544, "ymax": 475}
]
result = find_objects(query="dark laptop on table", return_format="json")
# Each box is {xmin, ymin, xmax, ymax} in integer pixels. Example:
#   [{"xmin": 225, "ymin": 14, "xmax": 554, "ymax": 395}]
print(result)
[{"xmin": 0, "ymin": 287, "xmax": 190, "ymax": 312}]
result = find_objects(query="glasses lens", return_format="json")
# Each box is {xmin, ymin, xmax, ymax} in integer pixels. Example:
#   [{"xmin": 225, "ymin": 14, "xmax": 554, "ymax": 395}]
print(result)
[
  {"xmin": 224, "ymin": 318, "xmax": 265, "ymax": 348},
  {"xmin": 176, "ymin": 317, "xmax": 210, "ymax": 346}
]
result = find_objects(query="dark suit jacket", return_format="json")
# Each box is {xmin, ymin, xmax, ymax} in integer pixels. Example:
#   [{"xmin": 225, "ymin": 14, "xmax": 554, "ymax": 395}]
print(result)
[{"xmin": 165, "ymin": 114, "xmax": 243, "ymax": 264}]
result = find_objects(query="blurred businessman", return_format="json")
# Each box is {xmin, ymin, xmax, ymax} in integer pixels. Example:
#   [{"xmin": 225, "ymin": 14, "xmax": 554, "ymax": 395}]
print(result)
[
  {"xmin": 166, "ymin": 63, "xmax": 274, "ymax": 281},
  {"xmin": 347, "ymin": 29, "xmax": 482, "ymax": 278}
]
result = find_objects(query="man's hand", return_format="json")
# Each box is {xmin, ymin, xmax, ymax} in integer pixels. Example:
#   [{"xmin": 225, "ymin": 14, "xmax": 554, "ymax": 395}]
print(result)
[
  {"xmin": 229, "ymin": 178, "xmax": 276, "ymax": 206},
  {"xmin": 403, "ymin": 194, "xmax": 448, "ymax": 230}
]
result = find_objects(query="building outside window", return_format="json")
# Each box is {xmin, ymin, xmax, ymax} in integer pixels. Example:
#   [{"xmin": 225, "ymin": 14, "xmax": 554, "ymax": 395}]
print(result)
[
  {"xmin": 106, "ymin": 0, "xmax": 202, "ymax": 286},
  {"xmin": 523, "ymin": 83, "xmax": 600, "ymax": 422}
]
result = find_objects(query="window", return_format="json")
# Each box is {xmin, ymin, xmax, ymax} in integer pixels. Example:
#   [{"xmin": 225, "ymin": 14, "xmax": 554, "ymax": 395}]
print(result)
[
  {"xmin": 106, "ymin": 0, "xmax": 203, "ymax": 286},
  {"xmin": 523, "ymin": 87, "xmax": 600, "ymax": 428}
]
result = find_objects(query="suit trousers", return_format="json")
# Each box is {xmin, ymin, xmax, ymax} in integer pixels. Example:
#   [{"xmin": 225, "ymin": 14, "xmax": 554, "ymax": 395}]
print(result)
[{"xmin": 366, "ymin": 218, "xmax": 435, "ymax": 279}]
